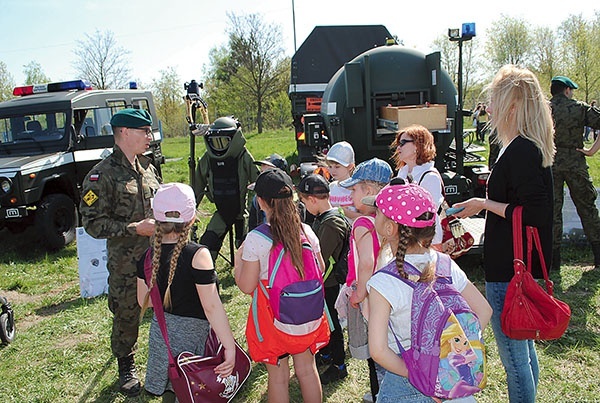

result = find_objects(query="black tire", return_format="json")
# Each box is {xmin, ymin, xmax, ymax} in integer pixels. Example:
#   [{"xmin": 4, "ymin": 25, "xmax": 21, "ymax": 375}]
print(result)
[
  {"xmin": 35, "ymin": 194, "xmax": 78, "ymax": 250},
  {"xmin": 0, "ymin": 312, "xmax": 15, "ymax": 344}
]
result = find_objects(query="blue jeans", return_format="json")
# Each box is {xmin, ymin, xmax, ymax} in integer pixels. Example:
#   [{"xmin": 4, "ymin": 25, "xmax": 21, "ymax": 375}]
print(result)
[
  {"xmin": 486, "ymin": 282, "xmax": 539, "ymax": 403},
  {"xmin": 377, "ymin": 371, "xmax": 476, "ymax": 403}
]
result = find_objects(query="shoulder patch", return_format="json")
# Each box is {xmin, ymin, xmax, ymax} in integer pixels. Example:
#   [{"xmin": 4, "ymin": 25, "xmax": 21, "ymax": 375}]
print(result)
[
  {"xmin": 89, "ymin": 173, "xmax": 100, "ymax": 181},
  {"xmin": 83, "ymin": 190, "xmax": 99, "ymax": 206}
]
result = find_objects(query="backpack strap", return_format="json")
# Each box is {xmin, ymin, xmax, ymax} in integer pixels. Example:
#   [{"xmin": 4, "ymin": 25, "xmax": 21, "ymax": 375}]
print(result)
[
  {"xmin": 417, "ymin": 169, "xmax": 445, "ymax": 198},
  {"xmin": 352, "ymin": 215, "xmax": 380, "ymax": 259},
  {"xmin": 317, "ymin": 208, "xmax": 351, "ymax": 281}
]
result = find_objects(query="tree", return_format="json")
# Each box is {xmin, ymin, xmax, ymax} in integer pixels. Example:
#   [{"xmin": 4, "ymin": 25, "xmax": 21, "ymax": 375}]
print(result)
[
  {"xmin": 23, "ymin": 61, "xmax": 50, "ymax": 85},
  {"xmin": 486, "ymin": 16, "xmax": 532, "ymax": 69},
  {"xmin": 72, "ymin": 30, "xmax": 131, "ymax": 89},
  {"xmin": 0, "ymin": 61, "xmax": 16, "ymax": 101},
  {"xmin": 558, "ymin": 14, "xmax": 600, "ymax": 103},
  {"xmin": 530, "ymin": 26, "xmax": 560, "ymax": 91},
  {"xmin": 151, "ymin": 67, "xmax": 188, "ymax": 138},
  {"xmin": 207, "ymin": 13, "xmax": 289, "ymax": 133}
]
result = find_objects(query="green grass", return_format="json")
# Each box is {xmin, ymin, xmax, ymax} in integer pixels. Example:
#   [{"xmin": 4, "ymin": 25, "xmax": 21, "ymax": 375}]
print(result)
[{"xmin": 0, "ymin": 130, "xmax": 599, "ymax": 402}]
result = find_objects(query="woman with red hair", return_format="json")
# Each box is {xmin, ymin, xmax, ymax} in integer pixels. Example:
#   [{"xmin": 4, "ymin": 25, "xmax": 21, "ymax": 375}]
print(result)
[{"xmin": 390, "ymin": 124, "xmax": 444, "ymax": 248}]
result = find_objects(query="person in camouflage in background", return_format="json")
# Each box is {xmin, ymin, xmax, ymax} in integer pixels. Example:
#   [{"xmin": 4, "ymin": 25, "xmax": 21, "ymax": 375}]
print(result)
[
  {"xmin": 550, "ymin": 76, "xmax": 600, "ymax": 269},
  {"xmin": 80, "ymin": 108, "xmax": 161, "ymax": 397}
]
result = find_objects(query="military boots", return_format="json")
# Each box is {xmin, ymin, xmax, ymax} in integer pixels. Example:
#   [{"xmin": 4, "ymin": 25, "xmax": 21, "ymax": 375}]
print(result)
[{"xmin": 117, "ymin": 355, "xmax": 141, "ymax": 397}]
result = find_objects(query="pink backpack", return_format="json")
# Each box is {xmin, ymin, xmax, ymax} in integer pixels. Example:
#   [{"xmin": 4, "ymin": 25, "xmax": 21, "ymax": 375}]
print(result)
[{"xmin": 254, "ymin": 224, "xmax": 325, "ymax": 334}]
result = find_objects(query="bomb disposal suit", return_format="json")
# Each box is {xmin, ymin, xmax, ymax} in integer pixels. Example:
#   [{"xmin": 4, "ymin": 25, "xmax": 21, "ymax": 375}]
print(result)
[{"xmin": 194, "ymin": 117, "xmax": 259, "ymax": 260}]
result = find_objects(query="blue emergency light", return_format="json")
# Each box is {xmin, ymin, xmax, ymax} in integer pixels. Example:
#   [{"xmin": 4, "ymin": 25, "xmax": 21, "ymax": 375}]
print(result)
[{"xmin": 13, "ymin": 80, "xmax": 92, "ymax": 96}]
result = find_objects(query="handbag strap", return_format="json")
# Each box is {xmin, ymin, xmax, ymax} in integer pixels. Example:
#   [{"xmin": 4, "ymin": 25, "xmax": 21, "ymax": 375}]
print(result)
[
  {"xmin": 143, "ymin": 248, "xmax": 177, "ymax": 366},
  {"xmin": 512, "ymin": 207, "xmax": 554, "ymax": 296},
  {"xmin": 526, "ymin": 226, "xmax": 554, "ymax": 296}
]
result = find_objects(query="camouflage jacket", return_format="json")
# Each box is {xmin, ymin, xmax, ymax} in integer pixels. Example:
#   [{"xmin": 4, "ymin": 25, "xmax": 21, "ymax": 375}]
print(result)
[
  {"xmin": 551, "ymin": 93, "xmax": 600, "ymax": 150},
  {"xmin": 80, "ymin": 145, "xmax": 161, "ymax": 251}
]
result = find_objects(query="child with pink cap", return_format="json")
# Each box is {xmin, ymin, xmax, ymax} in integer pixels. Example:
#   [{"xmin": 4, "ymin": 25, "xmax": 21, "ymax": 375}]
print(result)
[
  {"xmin": 364, "ymin": 183, "xmax": 492, "ymax": 402},
  {"xmin": 136, "ymin": 183, "xmax": 237, "ymax": 402}
]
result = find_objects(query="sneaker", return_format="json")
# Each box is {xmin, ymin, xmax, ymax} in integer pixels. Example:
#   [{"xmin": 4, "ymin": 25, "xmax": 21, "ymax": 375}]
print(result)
[
  {"xmin": 362, "ymin": 392, "xmax": 373, "ymax": 403},
  {"xmin": 315, "ymin": 352, "xmax": 332, "ymax": 367},
  {"xmin": 319, "ymin": 364, "xmax": 348, "ymax": 385}
]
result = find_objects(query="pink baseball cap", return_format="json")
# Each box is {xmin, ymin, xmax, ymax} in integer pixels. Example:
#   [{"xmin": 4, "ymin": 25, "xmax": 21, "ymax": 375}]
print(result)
[
  {"xmin": 152, "ymin": 183, "xmax": 197, "ymax": 223},
  {"xmin": 366, "ymin": 183, "xmax": 436, "ymax": 228}
]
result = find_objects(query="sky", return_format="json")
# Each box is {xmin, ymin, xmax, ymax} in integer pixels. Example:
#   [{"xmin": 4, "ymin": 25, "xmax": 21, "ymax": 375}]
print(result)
[{"xmin": 1, "ymin": 0, "xmax": 598, "ymax": 89}]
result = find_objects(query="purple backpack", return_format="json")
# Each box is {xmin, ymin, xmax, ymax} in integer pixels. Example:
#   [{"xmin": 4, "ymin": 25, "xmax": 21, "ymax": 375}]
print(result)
[
  {"xmin": 378, "ymin": 252, "xmax": 487, "ymax": 399},
  {"xmin": 254, "ymin": 224, "xmax": 325, "ymax": 335}
]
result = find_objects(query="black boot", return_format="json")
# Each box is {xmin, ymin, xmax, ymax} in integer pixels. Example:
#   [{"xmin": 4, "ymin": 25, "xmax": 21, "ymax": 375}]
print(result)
[
  {"xmin": 591, "ymin": 243, "xmax": 600, "ymax": 268},
  {"xmin": 117, "ymin": 355, "xmax": 141, "ymax": 397}
]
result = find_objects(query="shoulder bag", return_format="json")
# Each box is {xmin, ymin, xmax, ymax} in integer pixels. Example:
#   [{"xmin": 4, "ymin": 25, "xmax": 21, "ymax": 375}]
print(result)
[
  {"xmin": 500, "ymin": 207, "xmax": 571, "ymax": 340},
  {"xmin": 143, "ymin": 249, "xmax": 251, "ymax": 402},
  {"xmin": 417, "ymin": 170, "xmax": 474, "ymax": 259}
]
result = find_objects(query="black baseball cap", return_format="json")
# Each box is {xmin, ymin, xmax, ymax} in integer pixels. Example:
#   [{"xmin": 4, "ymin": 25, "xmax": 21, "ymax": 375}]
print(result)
[
  {"xmin": 254, "ymin": 169, "xmax": 294, "ymax": 199},
  {"xmin": 296, "ymin": 174, "xmax": 330, "ymax": 195}
]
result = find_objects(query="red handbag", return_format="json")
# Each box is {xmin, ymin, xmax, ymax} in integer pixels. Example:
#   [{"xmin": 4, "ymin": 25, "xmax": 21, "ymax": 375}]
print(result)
[{"xmin": 500, "ymin": 206, "xmax": 571, "ymax": 340}]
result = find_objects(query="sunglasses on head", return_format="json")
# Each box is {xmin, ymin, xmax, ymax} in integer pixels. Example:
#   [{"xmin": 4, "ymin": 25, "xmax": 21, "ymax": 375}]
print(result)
[{"xmin": 398, "ymin": 139, "xmax": 414, "ymax": 147}]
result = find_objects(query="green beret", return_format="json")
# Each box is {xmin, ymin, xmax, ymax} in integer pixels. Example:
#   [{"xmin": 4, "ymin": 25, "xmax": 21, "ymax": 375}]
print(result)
[
  {"xmin": 551, "ymin": 76, "xmax": 578, "ymax": 89},
  {"xmin": 110, "ymin": 108, "xmax": 153, "ymax": 128}
]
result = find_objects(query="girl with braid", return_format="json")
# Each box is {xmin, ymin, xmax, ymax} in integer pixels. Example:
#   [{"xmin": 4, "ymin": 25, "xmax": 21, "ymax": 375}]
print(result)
[
  {"xmin": 364, "ymin": 183, "xmax": 491, "ymax": 402},
  {"xmin": 235, "ymin": 169, "xmax": 326, "ymax": 403},
  {"xmin": 136, "ymin": 183, "xmax": 236, "ymax": 402}
]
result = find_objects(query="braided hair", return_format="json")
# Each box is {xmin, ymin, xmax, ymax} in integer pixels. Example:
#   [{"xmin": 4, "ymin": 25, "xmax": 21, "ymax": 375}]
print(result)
[
  {"xmin": 393, "ymin": 212, "xmax": 436, "ymax": 283},
  {"xmin": 139, "ymin": 220, "xmax": 193, "ymax": 321}
]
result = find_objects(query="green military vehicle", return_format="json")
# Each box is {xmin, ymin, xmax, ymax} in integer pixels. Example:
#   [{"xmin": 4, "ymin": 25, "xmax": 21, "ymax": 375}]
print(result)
[{"xmin": 0, "ymin": 80, "xmax": 164, "ymax": 250}]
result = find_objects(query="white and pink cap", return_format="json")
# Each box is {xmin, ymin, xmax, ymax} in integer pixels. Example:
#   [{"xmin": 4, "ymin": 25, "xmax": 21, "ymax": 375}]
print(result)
[
  {"xmin": 152, "ymin": 183, "xmax": 197, "ymax": 223},
  {"xmin": 374, "ymin": 184, "xmax": 437, "ymax": 228}
]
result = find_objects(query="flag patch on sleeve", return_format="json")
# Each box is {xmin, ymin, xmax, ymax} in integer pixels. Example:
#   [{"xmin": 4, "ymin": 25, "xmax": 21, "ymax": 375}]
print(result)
[
  {"xmin": 83, "ymin": 190, "xmax": 99, "ymax": 206},
  {"xmin": 89, "ymin": 173, "xmax": 100, "ymax": 181}
]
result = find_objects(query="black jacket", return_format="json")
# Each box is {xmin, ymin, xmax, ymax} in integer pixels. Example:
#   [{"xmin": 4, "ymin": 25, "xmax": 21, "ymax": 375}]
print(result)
[{"xmin": 484, "ymin": 136, "xmax": 554, "ymax": 282}]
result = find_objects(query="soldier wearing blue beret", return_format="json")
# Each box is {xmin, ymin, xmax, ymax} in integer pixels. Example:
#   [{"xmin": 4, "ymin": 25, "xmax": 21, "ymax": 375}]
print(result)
[{"xmin": 550, "ymin": 76, "xmax": 600, "ymax": 270}]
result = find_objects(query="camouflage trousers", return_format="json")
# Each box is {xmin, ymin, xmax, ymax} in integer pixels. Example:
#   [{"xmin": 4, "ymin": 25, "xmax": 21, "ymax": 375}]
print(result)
[
  {"xmin": 553, "ymin": 159, "xmax": 600, "ymax": 249},
  {"xmin": 107, "ymin": 243, "xmax": 144, "ymax": 358}
]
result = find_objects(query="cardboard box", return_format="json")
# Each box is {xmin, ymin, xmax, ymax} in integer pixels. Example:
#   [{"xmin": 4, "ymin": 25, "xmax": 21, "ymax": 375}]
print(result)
[
  {"xmin": 380, "ymin": 104, "xmax": 447, "ymax": 131},
  {"xmin": 76, "ymin": 227, "xmax": 109, "ymax": 298}
]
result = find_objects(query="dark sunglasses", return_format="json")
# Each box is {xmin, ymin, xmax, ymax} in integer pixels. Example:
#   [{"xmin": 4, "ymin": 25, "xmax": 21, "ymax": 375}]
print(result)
[{"xmin": 398, "ymin": 139, "xmax": 414, "ymax": 147}]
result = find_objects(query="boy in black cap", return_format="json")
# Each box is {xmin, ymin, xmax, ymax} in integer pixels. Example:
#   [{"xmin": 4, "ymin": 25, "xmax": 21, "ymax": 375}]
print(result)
[{"xmin": 297, "ymin": 174, "xmax": 351, "ymax": 384}]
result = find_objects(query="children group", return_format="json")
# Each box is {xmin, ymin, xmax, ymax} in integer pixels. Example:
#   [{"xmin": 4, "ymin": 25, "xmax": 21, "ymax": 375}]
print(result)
[{"xmin": 136, "ymin": 122, "xmax": 494, "ymax": 403}]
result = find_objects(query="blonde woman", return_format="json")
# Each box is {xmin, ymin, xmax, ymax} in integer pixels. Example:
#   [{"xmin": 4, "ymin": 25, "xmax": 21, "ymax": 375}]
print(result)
[
  {"xmin": 136, "ymin": 183, "xmax": 236, "ymax": 402},
  {"xmin": 454, "ymin": 65, "xmax": 555, "ymax": 402}
]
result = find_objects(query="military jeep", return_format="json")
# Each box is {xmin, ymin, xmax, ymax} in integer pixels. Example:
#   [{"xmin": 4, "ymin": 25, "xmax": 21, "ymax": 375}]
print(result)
[{"xmin": 0, "ymin": 80, "xmax": 164, "ymax": 250}]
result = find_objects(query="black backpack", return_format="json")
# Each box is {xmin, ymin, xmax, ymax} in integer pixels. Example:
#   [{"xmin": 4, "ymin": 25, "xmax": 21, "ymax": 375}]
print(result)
[{"xmin": 318, "ymin": 208, "xmax": 352, "ymax": 284}]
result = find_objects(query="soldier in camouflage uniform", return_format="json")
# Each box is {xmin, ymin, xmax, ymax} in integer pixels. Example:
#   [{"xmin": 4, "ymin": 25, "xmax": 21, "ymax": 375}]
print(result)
[
  {"xmin": 80, "ymin": 108, "xmax": 161, "ymax": 396},
  {"xmin": 550, "ymin": 76, "xmax": 600, "ymax": 269}
]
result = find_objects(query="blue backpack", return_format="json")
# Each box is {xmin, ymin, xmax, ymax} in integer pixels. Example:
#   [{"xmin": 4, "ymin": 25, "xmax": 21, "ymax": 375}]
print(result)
[{"xmin": 378, "ymin": 252, "xmax": 487, "ymax": 399}]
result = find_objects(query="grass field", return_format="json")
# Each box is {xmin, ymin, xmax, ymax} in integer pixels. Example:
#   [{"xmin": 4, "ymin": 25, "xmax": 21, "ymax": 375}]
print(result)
[{"xmin": 0, "ymin": 130, "xmax": 599, "ymax": 402}]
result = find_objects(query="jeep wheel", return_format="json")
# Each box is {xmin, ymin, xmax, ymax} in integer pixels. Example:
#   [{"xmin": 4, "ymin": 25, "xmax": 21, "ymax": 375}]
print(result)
[{"xmin": 35, "ymin": 194, "xmax": 77, "ymax": 250}]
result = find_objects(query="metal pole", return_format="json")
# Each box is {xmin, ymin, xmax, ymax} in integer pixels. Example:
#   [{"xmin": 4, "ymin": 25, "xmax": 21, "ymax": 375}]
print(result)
[
  {"xmin": 456, "ymin": 39, "xmax": 464, "ymax": 175},
  {"xmin": 292, "ymin": 0, "xmax": 297, "ymax": 52}
]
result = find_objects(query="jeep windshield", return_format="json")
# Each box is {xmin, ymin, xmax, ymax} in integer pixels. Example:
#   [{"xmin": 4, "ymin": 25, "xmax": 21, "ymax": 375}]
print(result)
[{"xmin": 0, "ymin": 111, "xmax": 68, "ymax": 155}]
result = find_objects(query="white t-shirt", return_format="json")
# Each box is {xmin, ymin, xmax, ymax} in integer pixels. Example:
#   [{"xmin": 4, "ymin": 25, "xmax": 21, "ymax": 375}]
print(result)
[
  {"xmin": 242, "ymin": 223, "xmax": 321, "ymax": 280},
  {"xmin": 397, "ymin": 161, "xmax": 444, "ymax": 244},
  {"xmin": 366, "ymin": 249, "xmax": 469, "ymax": 352},
  {"xmin": 329, "ymin": 181, "xmax": 354, "ymax": 209}
]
